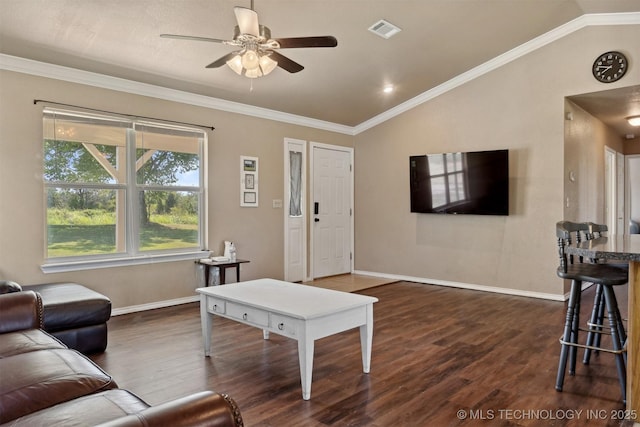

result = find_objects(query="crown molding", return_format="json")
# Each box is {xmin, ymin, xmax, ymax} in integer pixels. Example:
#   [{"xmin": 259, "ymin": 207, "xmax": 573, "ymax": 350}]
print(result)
[
  {"xmin": 1, "ymin": 12, "xmax": 638, "ymax": 137},
  {"xmin": 0, "ymin": 54, "xmax": 355, "ymax": 135},
  {"xmin": 353, "ymin": 12, "xmax": 640, "ymax": 135}
]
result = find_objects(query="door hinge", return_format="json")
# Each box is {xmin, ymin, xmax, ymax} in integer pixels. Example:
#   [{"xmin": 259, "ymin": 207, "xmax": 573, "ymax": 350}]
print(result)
[{"xmin": 350, "ymin": 252, "xmax": 353, "ymax": 260}]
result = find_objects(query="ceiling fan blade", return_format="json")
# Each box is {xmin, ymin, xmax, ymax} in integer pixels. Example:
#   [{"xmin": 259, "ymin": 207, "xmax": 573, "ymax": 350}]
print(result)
[
  {"xmin": 269, "ymin": 51, "xmax": 304, "ymax": 73},
  {"xmin": 273, "ymin": 36, "xmax": 338, "ymax": 49},
  {"xmin": 234, "ymin": 7, "xmax": 260, "ymax": 37},
  {"xmin": 160, "ymin": 33, "xmax": 228, "ymax": 44},
  {"xmin": 206, "ymin": 51, "xmax": 240, "ymax": 68}
]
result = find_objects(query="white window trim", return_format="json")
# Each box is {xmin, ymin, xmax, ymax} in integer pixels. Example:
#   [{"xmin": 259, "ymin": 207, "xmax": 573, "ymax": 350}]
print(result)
[
  {"xmin": 41, "ymin": 250, "xmax": 209, "ymax": 273},
  {"xmin": 41, "ymin": 109, "xmax": 208, "ymax": 272}
]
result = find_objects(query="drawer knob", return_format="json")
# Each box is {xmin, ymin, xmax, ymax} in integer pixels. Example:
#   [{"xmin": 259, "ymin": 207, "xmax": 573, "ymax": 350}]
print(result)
[
  {"xmin": 242, "ymin": 313, "xmax": 248, "ymax": 320},
  {"xmin": 213, "ymin": 304, "xmax": 218, "ymax": 311},
  {"xmin": 278, "ymin": 322, "xmax": 285, "ymax": 330}
]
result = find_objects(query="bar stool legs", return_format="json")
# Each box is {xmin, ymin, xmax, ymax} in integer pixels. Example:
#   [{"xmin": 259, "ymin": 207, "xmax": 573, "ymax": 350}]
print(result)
[
  {"xmin": 583, "ymin": 284, "xmax": 605, "ymax": 363},
  {"xmin": 584, "ymin": 285, "xmax": 627, "ymax": 365},
  {"xmin": 556, "ymin": 281, "xmax": 627, "ymax": 404},
  {"xmin": 556, "ymin": 280, "xmax": 581, "ymax": 391}
]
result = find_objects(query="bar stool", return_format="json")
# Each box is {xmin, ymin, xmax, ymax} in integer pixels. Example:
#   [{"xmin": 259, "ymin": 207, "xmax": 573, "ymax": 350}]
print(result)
[{"xmin": 555, "ymin": 221, "xmax": 628, "ymax": 403}]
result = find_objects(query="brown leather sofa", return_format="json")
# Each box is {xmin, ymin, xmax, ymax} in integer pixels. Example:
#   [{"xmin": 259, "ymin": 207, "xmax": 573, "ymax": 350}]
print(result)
[{"xmin": 0, "ymin": 291, "xmax": 243, "ymax": 427}]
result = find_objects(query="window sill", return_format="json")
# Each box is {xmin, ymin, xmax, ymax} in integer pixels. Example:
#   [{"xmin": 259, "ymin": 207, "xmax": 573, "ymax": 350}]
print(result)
[{"xmin": 41, "ymin": 251, "xmax": 210, "ymax": 274}]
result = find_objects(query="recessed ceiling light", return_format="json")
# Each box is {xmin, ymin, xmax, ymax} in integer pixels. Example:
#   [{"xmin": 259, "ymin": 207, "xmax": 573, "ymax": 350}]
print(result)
[
  {"xmin": 627, "ymin": 115, "xmax": 640, "ymax": 126},
  {"xmin": 383, "ymin": 85, "xmax": 394, "ymax": 94}
]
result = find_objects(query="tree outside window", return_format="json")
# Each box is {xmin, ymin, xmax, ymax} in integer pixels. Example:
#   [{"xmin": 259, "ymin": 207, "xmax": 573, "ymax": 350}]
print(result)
[{"xmin": 43, "ymin": 109, "xmax": 205, "ymax": 260}]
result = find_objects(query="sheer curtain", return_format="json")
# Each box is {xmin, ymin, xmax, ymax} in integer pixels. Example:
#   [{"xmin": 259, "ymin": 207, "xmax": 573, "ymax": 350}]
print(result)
[{"xmin": 289, "ymin": 151, "xmax": 302, "ymax": 216}]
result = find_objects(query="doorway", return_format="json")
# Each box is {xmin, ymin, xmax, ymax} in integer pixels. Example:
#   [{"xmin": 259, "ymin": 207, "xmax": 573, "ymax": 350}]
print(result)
[{"xmin": 628, "ymin": 155, "xmax": 640, "ymax": 234}]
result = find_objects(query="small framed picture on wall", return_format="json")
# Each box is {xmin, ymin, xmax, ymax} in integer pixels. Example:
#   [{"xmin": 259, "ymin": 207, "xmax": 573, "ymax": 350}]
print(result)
[
  {"xmin": 243, "ymin": 192, "xmax": 257, "ymax": 204},
  {"xmin": 240, "ymin": 156, "xmax": 258, "ymax": 207},
  {"xmin": 245, "ymin": 173, "xmax": 255, "ymax": 189}
]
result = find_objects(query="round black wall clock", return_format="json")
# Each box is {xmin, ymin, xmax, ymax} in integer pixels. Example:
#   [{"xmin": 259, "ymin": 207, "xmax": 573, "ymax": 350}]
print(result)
[{"xmin": 592, "ymin": 51, "xmax": 628, "ymax": 83}]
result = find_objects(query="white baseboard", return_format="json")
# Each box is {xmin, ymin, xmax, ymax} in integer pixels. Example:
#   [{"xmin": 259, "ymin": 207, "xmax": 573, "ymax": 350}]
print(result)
[
  {"xmin": 112, "ymin": 295, "xmax": 199, "ymax": 316},
  {"xmin": 113, "ymin": 272, "xmax": 569, "ymax": 316},
  {"xmin": 353, "ymin": 270, "xmax": 566, "ymax": 301}
]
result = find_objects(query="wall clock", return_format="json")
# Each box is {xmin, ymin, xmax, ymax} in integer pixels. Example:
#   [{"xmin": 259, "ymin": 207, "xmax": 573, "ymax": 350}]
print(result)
[{"xmin": 592, "ymin": 51, "xmax": 628, "ymax": 83}]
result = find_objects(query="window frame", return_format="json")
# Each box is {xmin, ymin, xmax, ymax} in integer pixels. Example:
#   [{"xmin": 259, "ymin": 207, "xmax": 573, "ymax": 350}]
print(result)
[{"xmin": 41, "ymin": 108, "xmax": 207, "ymax": 273}]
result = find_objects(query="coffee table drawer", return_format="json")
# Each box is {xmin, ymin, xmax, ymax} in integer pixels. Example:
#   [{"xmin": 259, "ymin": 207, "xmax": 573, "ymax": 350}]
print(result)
[
  {"xmin": 270, "ymin": 313, "xmax": 298, "ymax": 338},
  {"xmin": 227, "ymin": 302, "xmax": 268, "ymax": 327},
  {"xmin": 207, "ymin": 297, "xmax": 226, "ymax": 314}
]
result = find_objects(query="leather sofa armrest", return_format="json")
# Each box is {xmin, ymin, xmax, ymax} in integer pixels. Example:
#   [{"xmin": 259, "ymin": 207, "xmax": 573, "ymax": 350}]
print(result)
[
  {"xmin": 95, "ymin": 391, "xmax": 243, "ymax": 427},
  {"xmin": 0, "ymin": 291, "xmax": 44, "ymax": 333}
]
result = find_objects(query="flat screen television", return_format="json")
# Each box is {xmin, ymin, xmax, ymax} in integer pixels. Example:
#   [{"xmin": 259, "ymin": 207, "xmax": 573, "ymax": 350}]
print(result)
[{"xmin": 409, "ymin": 149, "xmax": 509, "ymax": 215}]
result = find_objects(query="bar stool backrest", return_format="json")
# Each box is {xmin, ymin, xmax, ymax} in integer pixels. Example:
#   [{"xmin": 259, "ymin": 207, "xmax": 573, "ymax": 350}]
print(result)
[
  {"xmin": 585, "ymin": 222, "xmax": 608, "ymax": 240},
  {"xmin": 556, "ymin": 221, "xmax": 590, "ymax": 272}
]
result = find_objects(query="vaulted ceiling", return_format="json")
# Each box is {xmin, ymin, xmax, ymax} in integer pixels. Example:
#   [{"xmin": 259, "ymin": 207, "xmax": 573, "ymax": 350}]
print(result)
[{"xmin": 1, "ymin": 0, "xmax": 639, "ymax": 130}]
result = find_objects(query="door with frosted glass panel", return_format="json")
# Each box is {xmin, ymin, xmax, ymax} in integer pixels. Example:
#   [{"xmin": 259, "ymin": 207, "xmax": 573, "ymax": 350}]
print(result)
[{"xmin": 285, "ymin": 139, "xmax": 306, "ymax": 282}]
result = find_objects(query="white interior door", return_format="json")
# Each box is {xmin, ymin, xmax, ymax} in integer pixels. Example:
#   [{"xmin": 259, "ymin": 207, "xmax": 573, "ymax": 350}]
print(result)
[
  {"xmin": 284, "ymin": 138, "xmax": 306, "ymax": 282},
  {"xmin": 311, "ymin": 144, "xmax": 352, "ymax": 278},
  {"xmin": 616, "ymin": 152, "xmax": 625, "ymax": 234}
]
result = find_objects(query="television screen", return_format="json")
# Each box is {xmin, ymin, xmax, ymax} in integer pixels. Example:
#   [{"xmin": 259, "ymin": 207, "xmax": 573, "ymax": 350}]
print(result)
[{"xmin": 409, "ymin": 149, "xmax": 509, "ymax": 215}]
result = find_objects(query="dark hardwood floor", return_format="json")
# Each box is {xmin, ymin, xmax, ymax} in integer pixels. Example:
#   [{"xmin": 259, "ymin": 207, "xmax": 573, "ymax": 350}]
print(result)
[{"xmin": 91, "ymin": 281, "xmax": 634, "ymax": 426}]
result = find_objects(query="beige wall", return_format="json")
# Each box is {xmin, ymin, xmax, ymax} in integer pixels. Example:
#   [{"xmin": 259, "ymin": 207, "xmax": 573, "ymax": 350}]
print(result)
[
  {"xmin": 0, "ymin": 71, "xmax": 351, "ymax": 309},
  {"xmin": 564, "ymin": 99, "xmax": 624, "ymax": 224},
  {"xmin": 625, "ymin": 140, "xmax": 640, "ymax": 155},
  {"xmin": 1, "ymin": 23, "xmax": 639, "ymax": 308},
  {"xmin": 353, "ymin": 24, "xmax": 640, "ymax": 297}
]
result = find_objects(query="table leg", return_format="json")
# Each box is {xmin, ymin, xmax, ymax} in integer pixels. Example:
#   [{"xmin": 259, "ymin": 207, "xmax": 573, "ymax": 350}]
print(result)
[
  {"xmin": 200, "ymin": 294, "xmax": 212, "ymax": 357},
  {"xmin": 236, "ymin": 265, "xmax": 241, "ymax": 282},
  {"xmin": 297, "ymin": 332, "xmax": 314, "ymax": 400},
  {"xmin": 219, "ymin": 267, "xmax": 226, "ymax": 285},
  {"xmin": 204, "ymin": 265, "xmax": 210, "ymax": 287},
  {"xmin": 359, "ymin": 303, "xmax": 374, "ymax": 373}
]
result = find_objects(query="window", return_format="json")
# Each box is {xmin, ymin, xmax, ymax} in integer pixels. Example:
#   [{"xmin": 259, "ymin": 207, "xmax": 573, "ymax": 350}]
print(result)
[
  {"xmin": 43, "ymin": 108, "xmax": 206, "ymax": 266},
  {"xmin": 427, "ymin": 152, "xmax": 468, "ymax": 209}
]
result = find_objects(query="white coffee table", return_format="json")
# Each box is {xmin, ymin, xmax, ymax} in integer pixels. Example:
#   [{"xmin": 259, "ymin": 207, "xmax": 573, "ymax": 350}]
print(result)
[{"xmin": 196, "ymin": 278, "xmax": 378, "ymax": 400}]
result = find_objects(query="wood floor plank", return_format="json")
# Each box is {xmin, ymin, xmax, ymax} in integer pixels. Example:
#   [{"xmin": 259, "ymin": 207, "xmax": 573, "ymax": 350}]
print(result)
[{"xmin": 91, "ymin": 281, "xmax": 634, "ymax": 426}]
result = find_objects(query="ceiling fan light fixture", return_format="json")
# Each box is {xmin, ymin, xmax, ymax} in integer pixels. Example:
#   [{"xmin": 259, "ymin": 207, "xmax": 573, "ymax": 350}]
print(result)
[
  {"xmin": 245, "ymin": 67, "xmax": 262, "ymax": 79},
  {"xmin": 226, "ymin": 48, "xmax": 277, "ymax": 78},
  {"xmin": 627, "ymin": 115, "xmax": 640, "ymax": 126},
  {"xmin": 259, "ymin": 54, "xmax": 278, "ymax": 75},
  {"xmin": 226, "ymin": 54, "xmax": 244, "ymax": 75},
  {"xmin": 241, "ymin": 49, "xmax": 260, "ymax": 70}
]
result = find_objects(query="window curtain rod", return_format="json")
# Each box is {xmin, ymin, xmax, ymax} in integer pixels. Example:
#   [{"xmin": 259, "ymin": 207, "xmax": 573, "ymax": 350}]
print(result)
[{"xmin": 33, "ymin": 99, "xmax": 215, "ymax": 131}]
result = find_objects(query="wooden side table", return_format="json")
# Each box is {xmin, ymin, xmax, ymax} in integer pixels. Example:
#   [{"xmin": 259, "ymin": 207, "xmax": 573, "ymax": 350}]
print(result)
[{"xmin": 197, "ymin": 259, "xmax": 250, "ymax": 286}]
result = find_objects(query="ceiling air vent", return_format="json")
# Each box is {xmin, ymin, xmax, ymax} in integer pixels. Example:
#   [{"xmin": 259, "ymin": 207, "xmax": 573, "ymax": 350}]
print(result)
[{"xmin": 368, "ymin": 19, "xmax": 401, "ymax": 39}]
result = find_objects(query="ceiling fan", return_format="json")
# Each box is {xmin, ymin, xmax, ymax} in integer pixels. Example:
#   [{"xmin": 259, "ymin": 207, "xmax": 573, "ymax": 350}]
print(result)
[{"xmin": 160, "ymin": 1, "xmax": 338, "ymax": 78}]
